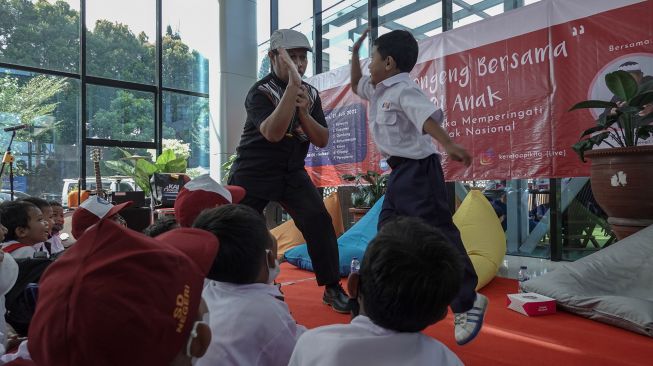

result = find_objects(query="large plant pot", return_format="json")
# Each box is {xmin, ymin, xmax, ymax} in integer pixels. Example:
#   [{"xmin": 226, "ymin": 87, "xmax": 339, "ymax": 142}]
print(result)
[{"xmin": 585, "ymin": 145, "xmax": 653, "ymax": 240}]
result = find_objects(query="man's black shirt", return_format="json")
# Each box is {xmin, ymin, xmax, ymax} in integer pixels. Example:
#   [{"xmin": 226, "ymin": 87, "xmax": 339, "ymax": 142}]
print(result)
[{"xmin": 230, "ymin": 72, "xmax": 327, "ymax": 199}]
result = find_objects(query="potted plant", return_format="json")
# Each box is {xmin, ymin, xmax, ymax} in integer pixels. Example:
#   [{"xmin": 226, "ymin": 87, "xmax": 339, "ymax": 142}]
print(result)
[
  {"xmin": 106, "ymin": 148, "xmax": 188, "ymax": 197},
  {"xmin": 569, "ymin": 70, "xmax": 653, "ymax": 239},
  {"xmin": 341, "ymin": 170, "xmax": 388, "ymax": 223}
]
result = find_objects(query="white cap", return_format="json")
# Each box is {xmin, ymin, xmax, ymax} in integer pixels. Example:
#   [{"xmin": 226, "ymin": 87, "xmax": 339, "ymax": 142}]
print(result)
[{"xmin": 270, "ymin": 29, "xmax": 313, "ymax": 52}]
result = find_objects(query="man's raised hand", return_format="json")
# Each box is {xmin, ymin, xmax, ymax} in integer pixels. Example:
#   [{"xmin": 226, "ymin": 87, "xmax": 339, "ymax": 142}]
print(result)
[{"xmin": 278, "ymin": 47, "xmax": 302, "ymax": 87}]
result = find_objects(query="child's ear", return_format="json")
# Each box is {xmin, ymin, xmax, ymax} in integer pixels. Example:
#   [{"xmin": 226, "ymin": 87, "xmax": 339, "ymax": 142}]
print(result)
[
  {"xmin": 15, "ymin": 226, "xmax": 27, "ymax": 240},
  {"xmin": 347, "ymin": 272, "xmax": 360, "ymax": 299},
  {"xmin": 266, "ymin": 249, "xmax": 275, "ymax": 268},
  {"xmin": 385, "ymin": 56, "xmax": 395, "ymax": 71}
]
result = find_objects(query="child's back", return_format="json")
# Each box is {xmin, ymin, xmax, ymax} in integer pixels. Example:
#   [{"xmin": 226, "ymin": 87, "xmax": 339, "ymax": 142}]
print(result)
[
  {"xmin": 289, "ymin": 217, "xmax": 463, "ymax": 366},
  {"xmin": 192, "ymin": 204, "xmax": 305, "ymax": 366}
]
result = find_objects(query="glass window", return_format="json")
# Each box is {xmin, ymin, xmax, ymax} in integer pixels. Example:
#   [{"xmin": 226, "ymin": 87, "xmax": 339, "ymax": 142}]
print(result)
[
  {"xmin": 0, "ymin": 0, "xmax": 79, "ymax": 73},
  {"xmin": 162, "ymin": 0, "xmax": 217, "ymax": 93},
  {"xmin": 257, "ymin": 0, "xmax": 271, "ymax": 44},
  {"xmin": 321, "ymin": 0, "xmax": 368, "ymax": 73},
  {"xmin": 453, "ymin": 0, "xmax": 501, "ymax": 29},
  {"xmin": 84, "ymin": 145, "xmax": 151, "ymax": 195},
  {"xmin": 0, "ymin": 69, "xmax": 79, "ymax": 204},
  {"xmin": 258, "ymin": 41, "xmax": 271, "ymax": 80},
  {"xmin": 257, "ymin": 1, "xmax": 271, "ymax": 81},
  {"xmin": 86, "ymin": 85, "xmax": 155, "ymax": 143},
  {"xmin": 378, "ymin": 0, "xmax": 442, "ymax": 40},
  {"xmin": 163, "ymin": 92, "xmax": 209, "ymax": 177},
  {"xmin": 86, "ymin": 0, "xmax": 156, "ymax": 84},
  {"xmin": 279, "ymin": 0, "xmax": 313, "ymax": 29},
  {"xmin": 561, "ymin": 178, "xmax": 615, "ymax": 260}
]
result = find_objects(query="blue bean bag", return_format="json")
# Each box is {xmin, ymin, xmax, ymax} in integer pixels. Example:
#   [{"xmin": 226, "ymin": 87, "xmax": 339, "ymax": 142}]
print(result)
[{"xmin": 284, "ymin": 196, "xmax": 384, "ymax": 276}]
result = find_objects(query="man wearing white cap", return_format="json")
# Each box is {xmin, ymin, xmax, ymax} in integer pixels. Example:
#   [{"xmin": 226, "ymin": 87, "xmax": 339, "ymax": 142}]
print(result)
[{"xmin": 228, "ymin": 29, "xmax": 349, "ymax": 313}]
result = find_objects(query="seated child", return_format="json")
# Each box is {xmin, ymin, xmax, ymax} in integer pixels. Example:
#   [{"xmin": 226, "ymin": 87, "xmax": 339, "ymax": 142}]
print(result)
[
  {"xmin": 192, "ymin": 204, "xmax": 306, "ymax": 366},
  {"xmin": 289, "ymin": 217, "xmax": 464, "ymax": 366},
  {"xmin": 70, "ymin": 196, "xmax": 131, "ymax": 239},
  {"xmin": 20, "ymin": 198, "xmax": 56, "ymax": 257},
  {"xmin": 47, "ymin": 201, "xmax": 67, "ymax": 252},
  {"xmin": 0, "ymin": 201, "xmax": 48, "ymax": 259},
  {"xmin": 174, "ymin": 174, "xmax": 245, "ymax": 227},
  {"xmin": 0, "ymin": 217, "xmax": 219, "ymax": 365}
]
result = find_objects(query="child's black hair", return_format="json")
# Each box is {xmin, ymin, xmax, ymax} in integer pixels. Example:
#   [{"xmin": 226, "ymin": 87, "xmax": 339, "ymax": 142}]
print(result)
[
  {"xmin": 48, "ymin": 200, "xmax": 63, "ymax": 208},
  {"xmin": 143, "ymin": 216, "xmax": 179, "ymax": 238},
  {"xmin": 359, "ymin": 216, "xmax": 462, "ymax": 332},
  {"xmin": 192, "ymin": 204, "xmax": 272, "ymax": 284},
  {"xmin": 0, "ymin": 201, "xmax": 40, "ymax": 242},
  {"xmin": 373, "ymin": 30, "xmax": 419, "ymax": 73},
  {"xmin": 20, "ymin": 197, "xmax": 50, "ymax": 211}
]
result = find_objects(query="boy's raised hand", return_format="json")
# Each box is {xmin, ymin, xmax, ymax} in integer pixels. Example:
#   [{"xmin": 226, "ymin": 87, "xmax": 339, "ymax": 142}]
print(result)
[
  {"xmin": 278, "ymin": 47, "xmax": 302, "ymax": 87},
  {"xmin": 352, "ymin": 28, "xmax": 369, "ymax": 54}
]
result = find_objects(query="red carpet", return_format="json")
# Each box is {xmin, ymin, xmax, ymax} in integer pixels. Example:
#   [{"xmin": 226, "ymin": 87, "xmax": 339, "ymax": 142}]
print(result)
[{"xmin": 278, "ymin": 263, "xmax": 652, "ymax": 365}]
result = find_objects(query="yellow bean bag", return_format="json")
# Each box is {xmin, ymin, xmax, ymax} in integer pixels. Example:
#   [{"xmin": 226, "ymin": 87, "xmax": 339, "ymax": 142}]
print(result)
[
  {"xmin": 453, "ymin": 190, "xmax": 506, "ymax": 290},
  {"xmin": 271, "ymin": 192, "xmax": 344, "ymax": 259}
]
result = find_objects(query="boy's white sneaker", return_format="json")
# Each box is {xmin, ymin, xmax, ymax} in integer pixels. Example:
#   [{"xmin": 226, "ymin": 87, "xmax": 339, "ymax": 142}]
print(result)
[{"xmin": 454, "ymin": 293, "xmax": 488, "ymax": 345}]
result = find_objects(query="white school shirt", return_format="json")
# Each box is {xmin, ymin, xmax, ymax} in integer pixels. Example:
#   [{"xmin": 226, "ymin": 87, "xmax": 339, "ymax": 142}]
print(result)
[
  {"xmin": 48, "ymin": 234, "xmax": 65, "ymax": 254},
  {"xmin": 0, "ymin": 340, "xmax": 30, "ymax": 364},
  {"xmin": 0, "ymin": 241, "xmax": 35, "ymax": 259},
  {"xmin": 289, "ymin": 315, "xmax": 463, "ymax": 366},
  {"xmin": 196, "ymin": 281, "xmax": 306, "ymax": 366},
  {"xmin": 357, "ymin": 73, "xmax": 444, "ymax": 159}
]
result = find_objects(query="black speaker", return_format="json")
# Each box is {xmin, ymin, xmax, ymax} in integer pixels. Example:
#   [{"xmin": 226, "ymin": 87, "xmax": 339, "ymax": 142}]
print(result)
[
  {"xmin": 120, "ymin": 207, "xmax": 151, "ymax": 233},
  {"xmin": 110, "ymin": 191, "xmax": 146, "ymax": 208}
]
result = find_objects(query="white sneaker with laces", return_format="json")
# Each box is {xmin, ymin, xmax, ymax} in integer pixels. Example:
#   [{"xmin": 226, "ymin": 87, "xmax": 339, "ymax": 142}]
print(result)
[{"xmin": 454, "ymin": 293, "xmax": 488, "ymax": 345}]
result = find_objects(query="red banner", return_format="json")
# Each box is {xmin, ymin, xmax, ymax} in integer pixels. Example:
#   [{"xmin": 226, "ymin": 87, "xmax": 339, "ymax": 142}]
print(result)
[{"xmin": 304, "ymin": 0, "xmax": 653, "ymax": 187}]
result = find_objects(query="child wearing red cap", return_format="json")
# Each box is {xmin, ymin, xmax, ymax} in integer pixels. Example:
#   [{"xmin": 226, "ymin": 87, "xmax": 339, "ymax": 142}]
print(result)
[
  {"xmin": 1, "ymin": 218, "xmax": 219, "ymax": 366},
  {"xmin": 192, "ymin": 204, "xmax": 306, "ymax": 366},
  {"xmin": 70, "ymin": 196, "xmax": 131, "ymax": 239},
  {"xmin": 174, "ymin": 174, "xmax": 245, "ymax": 227}
]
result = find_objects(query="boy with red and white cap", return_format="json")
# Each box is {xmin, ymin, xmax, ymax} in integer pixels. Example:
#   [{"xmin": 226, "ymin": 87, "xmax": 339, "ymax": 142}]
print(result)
[
  {"xmin": 174, "ymin": 174, "xmax": 245, "ymax": 227},
  {"xmin": 71, "ymin": 196, "xmax": 132, "ymax": 239},
  {"xmin": 1, "ymin": 217, "xmax": 219, "ymax": 366}
]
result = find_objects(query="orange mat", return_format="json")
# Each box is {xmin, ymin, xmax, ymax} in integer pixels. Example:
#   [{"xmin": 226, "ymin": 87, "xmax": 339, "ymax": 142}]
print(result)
[{"xmin": 278, "ymin": 263, "xmax": 652, "ymax": 365}]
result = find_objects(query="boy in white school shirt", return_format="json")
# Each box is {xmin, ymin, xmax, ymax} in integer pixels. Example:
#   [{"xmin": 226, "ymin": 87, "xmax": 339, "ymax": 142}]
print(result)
[
  {"xmin": 349, "ymin": 29, "xmax": 487, "ymax": 345},
  {"xmin": 289, "ymin": 217, "xmax": 464, "ymax": 366},
  {"xmin": 192, "ymin": 204, "xmax": 306, "ymax": 366}
]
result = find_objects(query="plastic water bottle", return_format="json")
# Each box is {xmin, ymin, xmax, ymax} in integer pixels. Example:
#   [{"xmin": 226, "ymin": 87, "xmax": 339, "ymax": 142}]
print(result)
[
  {"xmin": 350, "ymin": 257, "xmax": 361, "ymax": 274},
  {"xmin": 517, "ymin": 265, "xmax": 530, "ymax": 293}
]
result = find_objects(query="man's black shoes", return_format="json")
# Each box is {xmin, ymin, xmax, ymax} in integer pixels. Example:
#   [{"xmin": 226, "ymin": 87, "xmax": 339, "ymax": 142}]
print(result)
[{"xmin": 323, "ymin": 283, "xmax": 351, "ymax": 314}]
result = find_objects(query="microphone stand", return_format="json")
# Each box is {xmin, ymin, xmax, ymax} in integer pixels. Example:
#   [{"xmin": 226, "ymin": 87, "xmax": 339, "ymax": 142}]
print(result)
[{"xmin": 0, "ymin": 130, "xmax": 17, "ymax": 200}]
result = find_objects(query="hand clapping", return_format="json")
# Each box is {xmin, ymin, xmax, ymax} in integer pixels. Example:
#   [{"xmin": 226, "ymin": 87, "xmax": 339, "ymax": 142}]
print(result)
[{"xmin": 278, "ymin": 47, "xmax": 302, "ymax": 87}]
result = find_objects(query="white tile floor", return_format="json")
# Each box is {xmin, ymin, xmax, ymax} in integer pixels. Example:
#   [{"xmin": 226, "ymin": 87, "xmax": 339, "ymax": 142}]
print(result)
[{"xmin": 497, "ymin": 255, "xmax": 562, "ymax": 280}]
